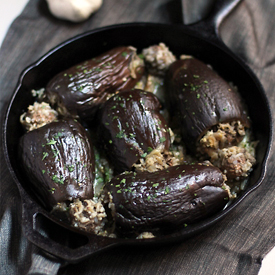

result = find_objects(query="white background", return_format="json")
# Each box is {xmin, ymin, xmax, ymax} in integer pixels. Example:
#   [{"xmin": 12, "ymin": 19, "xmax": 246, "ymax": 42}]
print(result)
[{"xmin": 0, "ymin": 1, "xmax": 274, "ymax": 274}]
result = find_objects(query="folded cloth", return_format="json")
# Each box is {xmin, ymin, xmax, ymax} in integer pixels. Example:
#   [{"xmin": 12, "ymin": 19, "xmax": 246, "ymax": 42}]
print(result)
[
  {"xmin": 1, "ymin": 0, "xmax": 275, "ymax": 274},
  {"xmin": 182, "ymin": 0, "xmax": 216, "ymax": 24},
  {"xmin": 27, "ymin": 247, "xmax": 61, "ymax": 275}
]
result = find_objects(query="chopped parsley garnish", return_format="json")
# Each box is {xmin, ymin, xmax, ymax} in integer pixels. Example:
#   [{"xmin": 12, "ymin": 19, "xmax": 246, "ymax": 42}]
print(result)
[
  {"xmin": 141, "ymin": 153, "xmax": 147, "ymax": 158},
  {"xmin": 52, "ymin": 175, "xmax": 64, "ymax": 184},
  {"xmin": 165, "ymin": 186, "xmax": 170, "ymax": 194},
  {"xmin": 47, "ymin": 139, "xmax": 57, "ymax": 145},
  {"xmin": 68, "ymin": 165, "xmax": 74, "ymax": 172},
  {"xmin": 49, "ymin": 188, "xmax": 56, "ymax": 194},
  {"xmin": 116, "ymin": 130, "xmax": 126, "ymax": 139},
  {"xmin": 42, "ymin": 152, "xmax": 48, "ymax": 160}
]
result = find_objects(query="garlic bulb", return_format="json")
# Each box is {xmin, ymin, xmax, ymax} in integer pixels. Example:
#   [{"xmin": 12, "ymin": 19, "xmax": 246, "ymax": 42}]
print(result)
[{"xmin": 46, "ymin": 0, "xmax": 103, "ymax": 23}]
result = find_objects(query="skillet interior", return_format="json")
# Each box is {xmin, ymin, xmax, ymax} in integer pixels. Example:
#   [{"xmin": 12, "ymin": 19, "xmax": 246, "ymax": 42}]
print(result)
[{"xmin": 3, "ymin": 23, "xmax": 272, "ymax": 261}]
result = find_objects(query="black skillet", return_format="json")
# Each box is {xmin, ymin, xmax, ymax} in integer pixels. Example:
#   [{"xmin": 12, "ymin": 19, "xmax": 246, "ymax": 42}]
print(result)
[{"xmin": 2, "ymin": 0, "xmax": 272, "ymax": 264}]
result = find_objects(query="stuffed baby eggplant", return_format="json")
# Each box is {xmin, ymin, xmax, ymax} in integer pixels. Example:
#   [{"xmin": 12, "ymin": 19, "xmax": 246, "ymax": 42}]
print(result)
[
  {"xmin": 19, "ymin": 118, "xmax": 95, "ymax": 209},
  {"xmin": 166, "ymin": 57, "xmax": 250, "ymax": 153},
  {"xmin": 106, "ymin": 163, "xmax": 230, "ymax": 236},
  {"xmin": 46, "ymin": 46, "xmax": 144, "ymax": 122},
  {"xmin": 97, "ymin": 89, "xmax": 171, "ymax": 174},
  {"xmin": 16, "ymin": 43, "xmax": 259, "ymax": 239}
]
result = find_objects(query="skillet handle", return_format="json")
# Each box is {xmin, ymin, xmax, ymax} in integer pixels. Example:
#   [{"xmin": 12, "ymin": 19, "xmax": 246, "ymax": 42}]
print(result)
[
  {"xmin": 20, "ymin": 192, "xmax": 117, "ymax": 263},
  {"xmin": 184, "ymin": 0, "xmax": 242, "ymax": 43}
]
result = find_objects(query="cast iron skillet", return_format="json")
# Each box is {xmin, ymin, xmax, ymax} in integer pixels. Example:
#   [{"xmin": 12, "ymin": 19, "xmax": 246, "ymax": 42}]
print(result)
[{"xmin": 3, "ymin": 0, "xmax": 272, "ymax": 264}]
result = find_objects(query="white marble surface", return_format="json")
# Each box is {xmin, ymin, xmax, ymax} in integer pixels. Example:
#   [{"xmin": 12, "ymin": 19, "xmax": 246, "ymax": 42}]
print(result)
[
  {"xmin": 0, "ymin": 0, "xmax": 28, "ymax": 47},
  {"xmin": 0, "ymin": 1, "xmax": 274, "ymax": 274}
]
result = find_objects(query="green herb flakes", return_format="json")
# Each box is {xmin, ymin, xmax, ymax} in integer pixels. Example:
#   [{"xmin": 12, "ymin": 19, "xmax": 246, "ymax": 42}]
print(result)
[
  {"xmin": 47, "ymin": 139, "xmax": 57, "ymax": 145},
  {"xmin": 68, "ymin": 165, "xmax": 74, "ymax": 172},
  {"xmin": 165, "ymin": 186, "xmax": 170, "ymax": 194},
  {"xmin": 42, "ymin": 152, "xmax": 48, "ymax": 160},
  {"xmin": 116, "ymin": 130, "xmax": 126, "ymax": 139},
  {"xmin": 141, "ymin": 153, "xmax": 147, "ymax": 158},
  {"xmin": 52, "ymin": 175, "xmax": 64, "ymax": 185},
  {"xmin": 49, "ymin": 188, "xmax": 56, "ymax": 194}
]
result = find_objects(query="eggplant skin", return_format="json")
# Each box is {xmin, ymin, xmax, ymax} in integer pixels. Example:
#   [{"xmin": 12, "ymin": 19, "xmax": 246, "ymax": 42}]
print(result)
[
  {"xmin": 18, "ymin": 118, "xmax": 95, "ymax": 209},
  {"xmin": 106, "ymin": 164, "xmax": 229, "ymax": 235},
  {"xmin": 97, "ymin": 89, "xmax": 170, "ymax": 174},
  {"xmin": 166, "ymin": 58, "xmax": 250, "ymax": 152},
  {"xmin": 45, "ymin": 46, "xmax": 144, "ymax": 122}
]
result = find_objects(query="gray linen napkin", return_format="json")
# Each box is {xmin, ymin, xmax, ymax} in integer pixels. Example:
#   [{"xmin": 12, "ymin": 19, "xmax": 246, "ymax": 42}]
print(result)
[
  {"xmin": 182, "ymin": 0, "xmax": 216, "ymax": 24},
  {"xmin": 27, "ymin": 247, "xmax": 61, "ymax": 275}
]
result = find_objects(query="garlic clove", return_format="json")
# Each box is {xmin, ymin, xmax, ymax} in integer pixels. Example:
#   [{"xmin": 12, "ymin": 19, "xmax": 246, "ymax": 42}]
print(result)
[{"xmin": 46, "ymin": 0, "xmax": 103, "ymax": 23}]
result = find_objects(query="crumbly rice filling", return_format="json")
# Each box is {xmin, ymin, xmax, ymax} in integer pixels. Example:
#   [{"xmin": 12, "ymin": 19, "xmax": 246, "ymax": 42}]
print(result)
[
  {"xmin": 142, "ymin": 43, "xmax": 176, "ymax": 76},
  {"xmin": 69, "ymin": 191, "xmax": 116, "ymax": 236},
  {"xmin": 20, "ymin": 101, "xmax": 58, "ymax": 131},
  {"xmin": 198, "ymin": 121, "xmax": 246, "ymax": 161},
  {"xmin": 133, "ymin": 144, "xmax": 181, "ymax": 173},
  {"xmin": 136, "ymin": 232, "xmax": 155, "ymax": 239},
  {"xmin": 69, "ymin": 197, "xmax": 107, "ymax": 235},
  {"xmin": 197, "ymin": 121, "xmax": 257, "ymax": 182},
  {"xmin": 214, "ymin": 146, "xmax": 256, "ymax": 180}
]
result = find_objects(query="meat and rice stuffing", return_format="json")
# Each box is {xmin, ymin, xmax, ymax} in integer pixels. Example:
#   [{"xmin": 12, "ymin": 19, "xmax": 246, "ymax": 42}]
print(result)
[{"xmin": 20, "ymin": 101, "xmax": 58, "ymax": 131}]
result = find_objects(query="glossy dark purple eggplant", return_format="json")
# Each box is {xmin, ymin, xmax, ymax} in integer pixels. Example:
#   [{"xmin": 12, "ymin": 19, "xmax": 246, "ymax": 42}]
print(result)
[
  {"xmin": 107, "ymin": 164, "xmax": 229, "ymax": 236},
  {"xmin": 97, "ymin": 89, "xmax": 170, "ymax": 173},
  {"xmin": 166, "ymin": 58, "xmax": 250, "ymax": 152},
  {"xmin": 46, "ymin": 46, "xmax": 144, "ymax": 122},
  {"xmin": 18, "ymin": 118, "xmax": 95, "ymax": 209}
]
